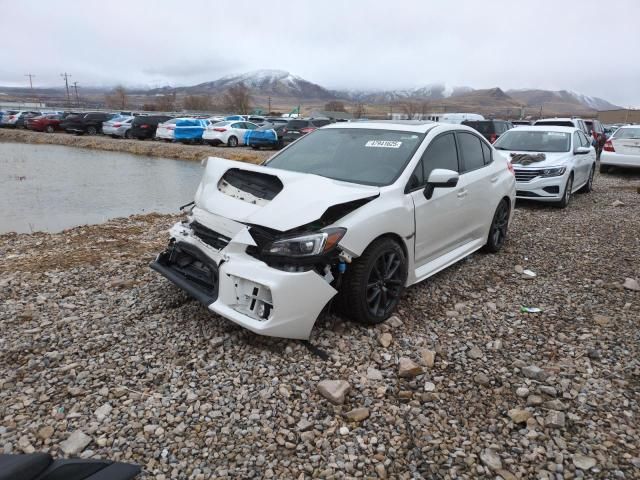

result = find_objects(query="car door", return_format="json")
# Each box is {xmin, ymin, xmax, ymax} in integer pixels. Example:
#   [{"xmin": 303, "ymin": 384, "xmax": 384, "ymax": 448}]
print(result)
[
  {"xmin": 409, "ymin": 132, "xmax": 469, "ymax": 267},
  {"xmin": 455, "ymin": 131, "xmax": 497, "ymax": 243},
  {"xmin": 578, "ymin": 131, "xmax": 596, "ymax": 180}
]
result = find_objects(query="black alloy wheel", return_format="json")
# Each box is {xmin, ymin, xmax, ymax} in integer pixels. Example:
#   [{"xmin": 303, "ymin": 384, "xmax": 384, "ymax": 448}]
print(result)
[{"xmin": 485, "ymin": 199, "xmax": 510, "ymax": 253}]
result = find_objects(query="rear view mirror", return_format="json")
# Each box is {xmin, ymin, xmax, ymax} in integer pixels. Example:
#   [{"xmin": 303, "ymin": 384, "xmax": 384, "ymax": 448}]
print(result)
[
  {"xmin": 574, "ymin": 146, "xmax": 590, "ymax": 155},
  {"xmin": 424, "ymin": 168, "xmax": 459, "ymax": 199}
]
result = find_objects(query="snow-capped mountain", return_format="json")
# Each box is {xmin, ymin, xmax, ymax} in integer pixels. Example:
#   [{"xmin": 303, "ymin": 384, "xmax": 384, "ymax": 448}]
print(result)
[
  {"xmin": 507, "ymin": 89, "xmax": 619, "ymax": 112},
  {"xmin": 183, "ymin": 69, "xmax": 335, "ymax": 99},
  {"xmin": 334, "ymin": 83, "xmax": 474, "ymax": 103}
]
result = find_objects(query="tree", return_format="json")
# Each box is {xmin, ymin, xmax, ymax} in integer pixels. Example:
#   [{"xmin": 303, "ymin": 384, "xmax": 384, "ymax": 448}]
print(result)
[
  {"xmin": 324, "ymin": 100, "xmax": 346, "ymax": 112},
  {"xmin": 398, "ymin": 101, "xmax": 418, "ymax": 119},
  {"xmin": 223, "ymin": 83, "xmax": 252, "ymax": 114},
  {"xmin": 352, "ymin": 102, "xmax": 366, "ymax": 119},
  {"xmin": 183, "ymin": 94, "xmax": 213, "ymax": 112},
  {"xmin": 105, "ymin": 85, "xmax": 128, "ymax": 110},
  {"xmin": 154, "ymin": 92, "xmax": 177, "ymax": 112}
]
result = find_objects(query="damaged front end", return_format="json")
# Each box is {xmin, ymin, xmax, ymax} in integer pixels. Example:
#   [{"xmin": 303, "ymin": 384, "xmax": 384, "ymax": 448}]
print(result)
[{"xmin": 150, "ymin": 157, "xmax": 378, "ymax": 339}]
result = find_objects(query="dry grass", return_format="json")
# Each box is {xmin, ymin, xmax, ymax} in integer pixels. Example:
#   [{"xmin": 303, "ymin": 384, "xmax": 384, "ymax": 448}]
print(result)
[{"xmin": 0, "ymin": 129, "xmax": 270, "ymax": 164}]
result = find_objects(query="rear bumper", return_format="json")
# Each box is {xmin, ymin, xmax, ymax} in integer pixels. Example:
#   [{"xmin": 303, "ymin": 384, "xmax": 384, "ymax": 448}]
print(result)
[
  {"xmin": 151, "ymin": 220, "xmax": 337, "ymax": 339},
  {"xmin": 600, "ymin": 151, "xmax": 640, "ymax": 168}
]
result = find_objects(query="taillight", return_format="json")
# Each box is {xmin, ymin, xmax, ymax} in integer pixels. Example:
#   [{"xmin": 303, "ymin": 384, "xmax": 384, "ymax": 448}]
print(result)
[
  {"xmin": 603, "ymin": 140, "xmax": 614, "ymax": 152},
  {"xmin": 113, "ymin": 123, "xmax": 121, "ymax": 127},
  {"xmin": 166, "ymin": 126, "xmax": 174, "ymax": 130},
  {"xmin": 489, "ymin": 133, "xmax": 497, "ymax": 143},
  {"xmin": 214, "ymin": 128, "xmax": 227, "ymax": 132},
  {"xmin": 300, "ymin": 127, "xmax": 315, "ymax": 134},
  {"xmin": 507, "ymin": 160, "xmax": 515, "ymax": 175},
  {"xmin": 140, "ymin": 124, "xmax": 149, "ymax": 129},
  {"xmin": 9, "ymin": 115, "xmax": 15, "ymax": 120}
]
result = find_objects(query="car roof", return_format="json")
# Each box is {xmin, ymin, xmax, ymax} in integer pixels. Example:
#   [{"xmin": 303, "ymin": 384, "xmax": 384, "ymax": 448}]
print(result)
[
  {"xmin": 322, "ymin": 120, "xmax": 438, "ymax": 133},
  {"xmin": 507, "ymin": 125, "xmax": 578, "ymax": 133}
]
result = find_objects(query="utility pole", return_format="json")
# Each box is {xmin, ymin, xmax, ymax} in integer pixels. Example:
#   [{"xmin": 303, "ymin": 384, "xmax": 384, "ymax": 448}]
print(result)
[
  {"xmin": 60, "ymin": 72, "xmax": 72, "ymax": 107},
  {"xmin": 24, "ymin": 73, "xmax": 36, "ymax": 106},
  {"xmin": 268, "ymin": 96, "xmax": 271, "ymax": 114},
  {"xmin": 72, "ymin": 82, "xmax": 80, "ymax": 107}
]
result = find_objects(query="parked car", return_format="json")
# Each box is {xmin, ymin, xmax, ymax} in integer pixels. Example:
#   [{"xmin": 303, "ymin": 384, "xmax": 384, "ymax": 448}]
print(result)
[
  {"xmin": 150, "ymin": 121, "xmax": 515, "ymax": 339},
  {"xmin": 600, "ymin": 125, "xmax": 640, "ymax": 173},
  {"xmin": 225, "ymin": 115, "xmax": 247, "ymax": 121},
  {"xmin": 155, "ymin": 119, "xmax": 179, "ymax": 141},
  {"xmin": 583, "ymin": 119, "xmax": 606, "ymax": 155},
  {"xmin": 462, "ymin": 119, "xmax": 513, "ymax": 143},
  {"xmin": 202, "ymin": 121, "xmax": 259, "ymax": 147},
  {"xmin": 424, "ymin": 113, "xmax": 484, "ymax": 124},
  {"xmin": 60, "ymin": 112, "xmax": 115, "ymax": 135},
  {"xmin": 247, "ymin": 115, "xmax": 267, "ymax": 125},
  {"xmin": 493, "ymin": 126, "xmax": 596, "ymax": 208},
  {"xmin": 603, "ymin": 124, "xmax": 622, "ymax": 139},
  {"xmin": 282, "ymin": 118, "xmax": 331, "ymax": 144},
  {"xmin": 0, "ymin": 110, "xmax": 41, "ymax": 128},
  {"xmin": 129, "ymin": 115, "xmax": 172, "ymax": 140},
  {"xmin": 26, "ymin": 114, "xmax": 62, "ymax": 133},
  {"xmin": 511, "ymin": 120, "xmax": 532, "ymax": 126},
  {"xmin": 102, "ymin": 115, "xmax": 134, "ymax": 138},
  {"xmin": 245, "ymin": 122, "xmax": 286, "ymax": 149},
  {"xmin": 174, "ymin": 118, "xmax": 210, "ymax": 144},
  {"xmin": 533, "ymin": 117, "xmax": 592, "ymax": 140}
]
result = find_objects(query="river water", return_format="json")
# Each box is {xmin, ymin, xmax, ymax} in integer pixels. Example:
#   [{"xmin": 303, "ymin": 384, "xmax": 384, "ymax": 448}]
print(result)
[{"xmin": 0, "ymin": 143, "xmax": 204, "ymax": 233}]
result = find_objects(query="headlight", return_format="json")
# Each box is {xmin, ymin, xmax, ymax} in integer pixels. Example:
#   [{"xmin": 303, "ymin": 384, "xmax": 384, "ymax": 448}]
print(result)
[
  {"xmin": 264, "ymin": 228, "xmax": 346, "ymax": 257},
  {"xmin": 540, "ymin": 167, "xmax": 566, "ymax": 177}
]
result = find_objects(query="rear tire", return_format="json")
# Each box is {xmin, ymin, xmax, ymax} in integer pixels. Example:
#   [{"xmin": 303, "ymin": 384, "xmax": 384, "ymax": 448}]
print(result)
[
  {"xmin": 227, "ymin": 136, "xmax": 238, "ymax": 147},
  {"xmin": 484, "ymin": 199, "xmax": 510, "ymax": 253},
  {"xmin": 87, "ymin": 126, "xmax": 97, "ymax": 135},
  {"xmin": 45, "ymin": 125, "xmax": 55, "ymax": 134},
  {"xmin": 124, "ymin": 130, "xmax": 132, "ymax": 139},
  {"xmin": 554, "ymin": 174, "xmax": 573, "ymax": 209},
  {"xmin": 340, "ymin": 237, "xmax": 407, "ymax": 325},
  {"xmin": 578, "ymin": 165, "xmax": 595, "ymax": 193}
]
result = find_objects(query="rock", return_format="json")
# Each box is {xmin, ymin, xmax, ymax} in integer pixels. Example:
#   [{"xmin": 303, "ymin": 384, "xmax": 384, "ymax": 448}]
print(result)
[
  {"xmin": 37, "ymin": 426, "xmax": 54, "ymax": 440},
  {"xmin": 496, "ymin": 469, "xmax": 517, "ymax": 480},
  {"xmin": 486, "ymin": 301, "xmax": 497, "ymax": 311},
  {"xmin": 611, "ymin": 199, "xmax": 625, "ymax": 207},
  {"xmin": 424, "ymin": 382, "xmax": 436, "ymax": 392},
  {"xmin": 522, "ymin": 269, "xmax": 537, "ymax": 279},
  {"xmin": 210, "ymin": 336, "xmax": 225, "ymax": 348},
  {"xmin": 623, "ymin": 278, "xmax": 640, "ymax": 291},
  {"xmin": 318, "ymin": 380, "xmax": 350, "ymax": 405},
  {"xmin": 386, "ymin": 315, "xmax": 403, "ymax": 328},
  {"xmin": 539, "ymin": 386, "xmax": 557, "ymax": 396},
  {"xmin": 398, "ymin": 357, "xmax": 423, "ymax": 378},
  {"xmin": 545, "ymin": 411, "xmax": 566, "ymax": 429},
  {"xmin": 297, "ymin": 419, "xmax": 314, "ymax": 432},
  {"xmin": 468, "ymin": 346, "xmax": 483, "ymax": 359},
  {"xmin": 339, "ymin": 426, "xmax": 349, "ymax": 436},
  {"xmin": 419, "ymin": 349, "xmax": 436, "ymax": 368},
  {"xmin": 375, "ymin": 463, "xmax": 387, "ymax": 479},
  {"xmin": 480, "ymin": 448, "xmax": 503, "ymax": 471},
  {"xmin": 94, "ymin": 403, "xmax": 112, "ymax": 422},
  {"xmin": 474, "ymin": 373, "xmax": 491, "ymax": 386},
  {"xmin": 516, "ymin": 387, "xmax": 530, "ymax": 398},
  {"xmin": 60, "ymin": 430, "xmax": 92, "ymax": 455},
  {"xmin": 367, "ymin": 367, "xmax": 383, "ymax": 381},
  {"xmin": 522, "ymin": 365, "xmax": 548, "ymax": 382},
  {"xmin": 508, "ymin": 408, "xmax": 532, "ymax": 424},
  {"xmin": 514, "ymin": 265, "xmax": 524, "ymax": 274},
  {"xmin": 573, "ymin": 455, "xmax": 596, "ymax": 470},
  {"xmin": 378, "ymin": 332, "xmax": 392, "ymax": 348},
  {"xmin": 527, "ymin": 395, "xmax": 543, "ymax": 406},
  {"xmin": 344, "ymin": 408, "xmax": 369, "ymax": 422},
  {"xmin": 593, "ymin": 314, "xmax": 612, "ymax": 326},
  {"xmin": 543, "ymin": 399, "xmax": 567, "ymax": 410}
]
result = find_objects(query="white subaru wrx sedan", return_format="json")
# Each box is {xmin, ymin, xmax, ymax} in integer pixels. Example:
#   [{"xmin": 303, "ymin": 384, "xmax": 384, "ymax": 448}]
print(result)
[
  {"xmin": 151, "ymin": 121, "xmax": 516, "ymax": 339},
  {"xmin": 493, "ymin": 126, "xmax": 596, "ymax": 208}
]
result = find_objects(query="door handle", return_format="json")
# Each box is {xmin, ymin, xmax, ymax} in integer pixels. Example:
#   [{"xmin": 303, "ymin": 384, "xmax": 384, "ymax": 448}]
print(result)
[
  {"xmin": 490, "ymin": 176, "xmax": 499, "ymax": 183},
  {"xmin": 457, "ymin": 189, "xmax": 468, "ymax": 198}
]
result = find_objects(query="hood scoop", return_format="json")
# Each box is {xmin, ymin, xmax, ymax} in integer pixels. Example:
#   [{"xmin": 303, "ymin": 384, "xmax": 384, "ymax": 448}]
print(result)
[{"xmin": 218, "ymin": 168, "xmax": 283, "ymax": 205}]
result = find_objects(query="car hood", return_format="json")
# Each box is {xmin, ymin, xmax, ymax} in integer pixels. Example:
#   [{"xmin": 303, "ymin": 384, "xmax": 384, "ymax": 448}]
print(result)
[
  {"xmin": 194, "ymin": 157, "xmax": 380, "ymax": 231},
  {"xmin": 496, "ymin": 150, "xmax": 572, "ymax": 167}
]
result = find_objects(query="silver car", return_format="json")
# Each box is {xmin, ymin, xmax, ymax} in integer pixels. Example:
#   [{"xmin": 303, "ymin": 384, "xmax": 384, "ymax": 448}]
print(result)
[{"xmin": 102, "ymin": 116, "xmax": 134, "ymax": 138}]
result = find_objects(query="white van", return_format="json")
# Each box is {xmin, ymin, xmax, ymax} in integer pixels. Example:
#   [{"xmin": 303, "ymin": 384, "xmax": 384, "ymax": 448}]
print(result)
[{"xmin": 425, "ymin": 113, "xmax": 485, "ymax": 124}]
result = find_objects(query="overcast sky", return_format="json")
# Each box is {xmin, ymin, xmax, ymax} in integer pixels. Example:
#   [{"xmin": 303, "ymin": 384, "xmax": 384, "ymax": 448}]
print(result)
[{"xmin": 1, "ymin": 0, "xmax": 639, "ymax": 105}]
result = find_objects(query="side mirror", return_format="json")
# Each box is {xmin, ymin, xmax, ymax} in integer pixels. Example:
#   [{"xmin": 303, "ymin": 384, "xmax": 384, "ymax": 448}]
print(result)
[
  {"xmin": 424, "ymin": 168, "xmax": 459, "ymax": 199},
  {"xmin": 574, "ymin": 146, "xmax": 591, "ymax": 155}
]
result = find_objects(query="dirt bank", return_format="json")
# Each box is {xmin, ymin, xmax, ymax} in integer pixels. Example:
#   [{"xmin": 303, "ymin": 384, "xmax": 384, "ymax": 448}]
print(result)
[{"xmin": 0, "ymin": 128, "xmax": 271, "ymax": 164}]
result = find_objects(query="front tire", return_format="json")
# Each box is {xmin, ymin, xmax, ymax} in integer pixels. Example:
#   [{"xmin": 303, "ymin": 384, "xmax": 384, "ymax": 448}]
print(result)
[
  {"xmin": 45, "ymin": 125, "xmax": 55, "ymax": 133},
  {"xmin": 341, "ymin": 238, "xmax": 407, "ymax": 325},
  {"xmin": 227, "ymin": 136, "xmax": 238, "ymax": 147},
  {"xmin": 554, "ymin": 174, "xmax": 573, "ymax": 209},
  {"xmin": 87, "ymin": 126, "xmax": 97, "ymax": 135},
  {"xmin": 484, "ymin": 199, "xmax": 510, "ymax": 253},
  {"xmin": 124, "ymin": 130, "xmax": 132, "ymax": 139}
]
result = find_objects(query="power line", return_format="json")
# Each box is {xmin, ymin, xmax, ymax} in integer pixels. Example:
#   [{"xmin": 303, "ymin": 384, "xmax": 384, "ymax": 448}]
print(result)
[
  {"xmin": 72, "ymin": 81, "xmax": 80, "ymax": 107},
  {"xmin": 60, "ymin": 72, "xmax": 72, "ymax": 107}
]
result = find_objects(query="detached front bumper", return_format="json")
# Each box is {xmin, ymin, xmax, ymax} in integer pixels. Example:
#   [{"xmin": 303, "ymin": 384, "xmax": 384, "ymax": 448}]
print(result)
[
  {"xmin": 515, "ymin": 172, "xmax": 568, "ymax": 202},
  {"xmin": 151, "ymin": 219, "xmax": 337, "ymax": 339}
]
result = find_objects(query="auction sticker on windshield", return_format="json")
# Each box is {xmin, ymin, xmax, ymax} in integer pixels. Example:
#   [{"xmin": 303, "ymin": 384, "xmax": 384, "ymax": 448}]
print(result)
[{"xmin": 365, "ymin": 140, "xmax": 402, "ymax": 148}]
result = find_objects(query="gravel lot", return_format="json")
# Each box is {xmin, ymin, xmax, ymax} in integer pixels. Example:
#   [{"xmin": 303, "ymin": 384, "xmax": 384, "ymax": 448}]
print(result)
[{"xmin": 1, "ymin": 170, "xmax": 639, "ymax": 479}]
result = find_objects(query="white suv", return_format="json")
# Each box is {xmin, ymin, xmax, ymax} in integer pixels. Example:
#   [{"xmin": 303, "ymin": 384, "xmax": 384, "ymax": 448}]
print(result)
[
  {"xmin": 494, "ymin": 126, "xmax": 596, "ymax": 208},
  {"xmin": 534, "ymin": 117, "xmax": 593, "ymax": 142},
  {"xmin": 151, "ymin": 121, "xmax": 516, "ymax": 339}
]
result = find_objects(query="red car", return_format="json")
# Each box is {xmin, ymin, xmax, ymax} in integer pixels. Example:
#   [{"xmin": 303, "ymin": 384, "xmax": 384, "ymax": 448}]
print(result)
[{"xmin": 26, "ymin": 114, "xmax": 62, "ymax": 133}]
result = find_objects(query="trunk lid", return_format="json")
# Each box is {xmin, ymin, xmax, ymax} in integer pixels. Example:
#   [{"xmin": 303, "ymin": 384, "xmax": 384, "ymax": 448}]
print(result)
[{"xmin": 611, "ymin": 138, "xmax": 640, "ymax": 156}]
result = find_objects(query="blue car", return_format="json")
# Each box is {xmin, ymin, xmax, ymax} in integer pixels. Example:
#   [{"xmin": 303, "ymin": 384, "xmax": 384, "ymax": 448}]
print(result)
[
  {"xmin": 173, "ymin": 118, "xmax": 209, "ymax": 143},
  {"xmin": 244, "ymin": 123, "xmax": 285, "ymax": 150}
]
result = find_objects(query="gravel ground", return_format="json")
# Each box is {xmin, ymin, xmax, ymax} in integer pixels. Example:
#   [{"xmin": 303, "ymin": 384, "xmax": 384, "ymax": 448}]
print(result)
[
  {"xmin": 0, "ymin": 129, "xmax": 271, "ymax": 164},
  {"xmin": 1, "ymin": 170, "xmax": 639, "ymax": 479}
]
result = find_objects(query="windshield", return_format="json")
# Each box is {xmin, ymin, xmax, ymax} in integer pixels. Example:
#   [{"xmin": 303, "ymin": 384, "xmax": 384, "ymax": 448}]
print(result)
[
  {"xmin": 612, "ymin": 128, "xmax": 640, "ymax": 139},
  {"xmin": 494, "ymin": 130, "xmax": 570, "ymax": 152},
  {"xmin": 265, "ymin": 128, "xmax": 424, "ymax": 186}
]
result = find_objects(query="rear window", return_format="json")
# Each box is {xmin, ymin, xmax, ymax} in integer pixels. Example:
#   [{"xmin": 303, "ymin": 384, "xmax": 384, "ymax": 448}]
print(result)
[
  {"xmin": 612, "ymin": 128, "xmax": 640, "ymax": 139},
  {"xmin": 535, "ymin": 120, "xmax": 574, "ymax": 127},
  {"xmin": 286, "ymin": 120, "xmax": 310, "ymax": 129},
  {"xmin": 494, "ymin": 130, "xmax": 571, "ymax": 152},
  {"xmin": 311, "ymin": 119, "xmax": 331, "ymax": 127}
]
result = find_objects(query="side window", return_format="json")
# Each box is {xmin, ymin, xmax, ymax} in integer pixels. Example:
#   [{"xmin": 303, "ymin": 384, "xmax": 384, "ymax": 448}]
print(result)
[
  {"xmin": 246, "ymin": 122, "xmax": 257, "ymax": 130},
  {"xmin": 457, "ymin": 132, "xmax": 485, "ymax": 172},
  {"xmin": 573, "ymin": 132, "xmax": 582, "ymax": 150},
  {"xmin": 422, "ymin": 133, "xmax": 459, "ymax": 180},
  {"xmin": 481, "ymin": 140, "xmax": 492, "ymax": 165},
  {"xmin": 231, "ymin": 122, "xmax": 242, "ymax": 129},
  {"xmin": 579, "ymin": 131, "xmax": 590, "ymax": 147},
  {"xmin": 405, "ymin": 159, "xmax": 424, "ymax": 192}
]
